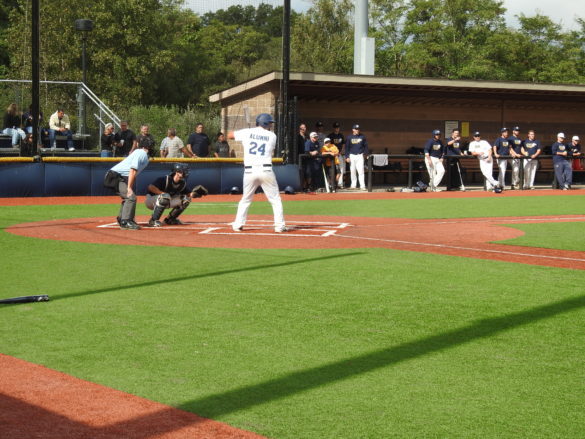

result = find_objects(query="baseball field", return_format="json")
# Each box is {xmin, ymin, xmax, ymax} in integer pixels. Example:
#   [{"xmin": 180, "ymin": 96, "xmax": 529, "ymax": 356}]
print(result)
[{"xmin": 1, "ymin": 189, "xmax": 585, "ymax": 438}]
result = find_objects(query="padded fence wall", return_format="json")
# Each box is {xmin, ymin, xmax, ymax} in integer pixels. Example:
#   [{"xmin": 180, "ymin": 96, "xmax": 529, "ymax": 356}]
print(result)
[{"xmin": 0, "ymin": 162, "xmax": 301, "ymax": 197}]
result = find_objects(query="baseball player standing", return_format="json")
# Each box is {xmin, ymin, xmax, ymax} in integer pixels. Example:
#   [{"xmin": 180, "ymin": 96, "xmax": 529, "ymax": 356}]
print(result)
[
  {"xmin": 345, "ymin": 124, "xmax": 369, "ymax": 191},
  {"xmin": 508, "ymin": 126, "xmax": 524, "ymax": 189},
  {"xmin": 493, "ymin": 128, "xmax": 512, "ymax": 188},
  {"xmin": 551, "ymin": 132, "xmax": 572, "ymax": 190},
  {"xmin": 521, "ymin": 130, "xmax": 541, "ymax": 190},
  {"xmin": 424, "ymin": 129, "xmax": 445, "ymax": 192},
  {"xmin": 468, "ymin": 131, "xmax": 501, "ymax": 191},
  {"xmin": 229, "ymin": 113, "xmax": 287, "ymax": 233}
]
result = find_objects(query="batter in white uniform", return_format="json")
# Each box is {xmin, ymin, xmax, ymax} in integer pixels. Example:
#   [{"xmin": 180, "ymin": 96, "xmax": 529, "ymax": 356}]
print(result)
[
  {"xmin": 468, "ymin": 131, "xmax": 501, "ymax": 191},
  {"xmin": 229, "ymin": 113, "xmax": 287, "ymax": 233}
]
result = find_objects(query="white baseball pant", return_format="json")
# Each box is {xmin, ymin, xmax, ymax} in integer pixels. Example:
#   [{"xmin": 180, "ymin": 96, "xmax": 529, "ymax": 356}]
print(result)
[
  {"xmin": 496, "ymin": 158, "xmax": 507, "ymax": 187},
  {"xmin": 233, "ymin": 166, "xmax": 285, "ymax": 230},
  {"xmin": 349, "ymin": 153, "xmax": 366, "ymax": 189},
  {"xmin": 479, "ymin": 159, "xmax": 499, "ymax": 189},
  {"xmin": 425, "ymin": 156, "xmax": 445, "ymax": 190},
  {"xmin": 523, "ymin": 159, "xmax": 538, "ymax": 188},
  {"xmin": 510, "ymin": 158, "xmax": 521, "ymax": 187}
]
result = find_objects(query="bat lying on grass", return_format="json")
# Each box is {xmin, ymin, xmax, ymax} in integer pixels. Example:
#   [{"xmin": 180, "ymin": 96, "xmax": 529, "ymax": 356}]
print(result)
[{"xmin": 0, "ymin": 295, "xmax": 49, "ymax": 304}]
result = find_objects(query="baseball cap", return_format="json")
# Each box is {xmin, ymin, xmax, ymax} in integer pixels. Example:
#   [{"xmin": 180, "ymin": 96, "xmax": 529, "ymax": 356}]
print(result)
[
  {"xmin": 572, "ymin": 135, "xmax": 580, "ymax": 141},
  {"xmin": 315, "ymin": 121, "xmax": 323, "ymax": 127},
  {"xmin": 432, "ymin": 129, "xmax": 441, "ymax": 135},
  {"xmin": 352, "ymin": 124, "xmax": 360, "ymax": 130},
  {"xmin": 501, "ymin": 127, "xmax": 508, "ymax": 133},
  {"xmin": 332, "ymin": 122, "xmax": 340, "ymax": 128},
  {"xmin": 513, "ymin": 126, "xmax": 520, "ymax": 131},
  {"xmin": 473, "ymin": 131, "xmax": 481, "ymax": 137},
  {"xmin": 324, "ymin": 137, "xmax": 331, "ymax": 143},
  {"xmin": 557, "ymin": 132, "xmax": 566, "ymax": 138},
  {"xmin": 309, "ymin": 131, "xmax": 318, "ymax": 138}
]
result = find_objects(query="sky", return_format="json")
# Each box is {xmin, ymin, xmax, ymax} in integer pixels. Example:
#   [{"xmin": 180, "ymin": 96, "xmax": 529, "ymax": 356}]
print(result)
[{"xmin": 185, "ymin": 0, "xmax": 585, "ymax": 30}]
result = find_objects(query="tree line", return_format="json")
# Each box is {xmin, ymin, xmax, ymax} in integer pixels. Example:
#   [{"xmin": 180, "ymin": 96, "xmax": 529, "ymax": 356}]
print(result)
[{"xmin": 1, "ymin": 0, "xmax": 584, "ymax": 115}]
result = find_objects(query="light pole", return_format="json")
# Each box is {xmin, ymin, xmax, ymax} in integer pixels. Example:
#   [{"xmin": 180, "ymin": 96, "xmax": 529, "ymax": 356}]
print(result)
[{"xmin": 75, "ymin": 19, "xmax": 93, "ymax": 136}]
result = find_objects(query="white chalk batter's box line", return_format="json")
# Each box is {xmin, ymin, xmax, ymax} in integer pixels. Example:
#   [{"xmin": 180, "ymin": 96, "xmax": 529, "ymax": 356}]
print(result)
[{"xmin": 98, "ymin": 220, "xmax": 352, "ymax": 237}]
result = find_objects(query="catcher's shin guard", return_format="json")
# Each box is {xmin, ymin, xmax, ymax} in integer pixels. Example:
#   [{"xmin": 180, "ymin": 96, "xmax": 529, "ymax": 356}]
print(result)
[
  {"xmin": 151, "ymin": 204, "xmax": 166, "ymax": 221},
  {"xmin": 168, "ymin": 206, "xmax": 186, "ymax": 220}
]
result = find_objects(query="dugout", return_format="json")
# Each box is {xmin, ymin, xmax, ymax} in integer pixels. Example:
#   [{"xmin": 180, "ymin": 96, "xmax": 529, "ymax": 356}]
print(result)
[{"xmin": 210, "ymin": 71, "xmax": 585, "ymax": 158}]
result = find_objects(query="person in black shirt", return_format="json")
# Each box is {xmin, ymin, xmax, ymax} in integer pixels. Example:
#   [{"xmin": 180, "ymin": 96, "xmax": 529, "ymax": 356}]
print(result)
[
  {"xmin": 186, "ymin": 123, "xmax": 211, "ymax": 157},
  {"xmin": 328, "ymin": 122, "xmax": 346, "ymax": 188},
  {"xmin": 2, "ymin": 103, "xmax": 26, "ymax": 148},
  {"xmin": 145, "ymin": 163, "xmax": 192, "ymax": 226},
  {"xmin": 114, "ymin": 120, "xmax": 137, "ymax": 157},
  {"xmin": 100, "ymin": 123, "xmax": 116, "ymax": 157}
]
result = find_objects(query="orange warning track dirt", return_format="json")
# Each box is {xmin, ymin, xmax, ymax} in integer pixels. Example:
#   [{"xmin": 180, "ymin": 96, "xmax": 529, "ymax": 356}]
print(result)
[{"xmin": 0, "ymin": 354, "xmax": 265, "ymax": 439}]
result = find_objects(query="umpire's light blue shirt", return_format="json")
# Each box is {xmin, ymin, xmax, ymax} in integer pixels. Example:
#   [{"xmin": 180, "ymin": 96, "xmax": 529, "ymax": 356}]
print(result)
[{"xmin": 110, "ymin": 149, "xmax": 149, "ymax": 177}]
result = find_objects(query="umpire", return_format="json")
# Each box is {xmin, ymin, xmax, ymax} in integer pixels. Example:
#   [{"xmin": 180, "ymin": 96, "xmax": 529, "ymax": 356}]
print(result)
[{"xmin": 106, "ymin": 136, "xmax": 152, "ymax": 229}]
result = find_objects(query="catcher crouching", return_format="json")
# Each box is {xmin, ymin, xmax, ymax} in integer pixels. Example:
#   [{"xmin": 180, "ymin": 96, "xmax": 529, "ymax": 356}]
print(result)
[{"xmin": 145, "ymin": 163, "xmax": 208, "ymax": 227}]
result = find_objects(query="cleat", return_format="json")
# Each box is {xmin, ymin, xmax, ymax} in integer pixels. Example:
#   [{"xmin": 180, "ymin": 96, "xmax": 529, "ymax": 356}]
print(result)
[
  {"xmin": 148, "ymin": 219, "xmax": 162, "ymax": 227},
  {"xmin": 164, "ymin": 217, "xmax": 183, "ymax": 225},
  {"xmin": 120, "ymin": 220, "xmax": 140, "ymax": 230},
  {"xmin": 274, "ymin": 226, "xmax": 288, "ymax": 233},
  {"xmin": 116, "ymin": 216, "xmax": 122, "ymax": 226},
  {"xmin": 232, "ymin": 225, "xmax": 243, "ymax": 232},
  {"xmin": 68, "ymin": 147, "xmax": 75, "ymax": 152}
]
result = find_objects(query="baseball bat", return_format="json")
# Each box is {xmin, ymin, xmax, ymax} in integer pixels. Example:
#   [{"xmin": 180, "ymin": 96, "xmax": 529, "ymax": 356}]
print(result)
[
  {"xmin": 456, "ymin": 161, "xmax": 466, "ymax": 191},
  {"xmin": 322, "ymin": 164, "xmax": 331, "ymax": 193},
  {"xmin": 0, "ymin": 295, "xmax": 49, "ymax": 304}
]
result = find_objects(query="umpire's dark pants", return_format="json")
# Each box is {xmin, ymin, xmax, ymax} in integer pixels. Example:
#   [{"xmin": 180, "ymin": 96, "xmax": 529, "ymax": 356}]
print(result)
[{"xmin": 117, "ymin": 178, "xmax": 137, "ymax": 221}]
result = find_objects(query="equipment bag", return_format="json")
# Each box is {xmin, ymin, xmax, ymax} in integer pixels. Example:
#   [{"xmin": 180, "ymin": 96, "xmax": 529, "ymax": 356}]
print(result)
[{"xmin": 103, "ymin": 170, "xmax": 121, "ymax": 189}]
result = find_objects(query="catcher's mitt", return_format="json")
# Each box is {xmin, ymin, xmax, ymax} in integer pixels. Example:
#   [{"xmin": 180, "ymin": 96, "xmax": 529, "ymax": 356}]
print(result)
[{"xmin": 190, "ymin": 185, "xmax": 209, "ymax": 198}]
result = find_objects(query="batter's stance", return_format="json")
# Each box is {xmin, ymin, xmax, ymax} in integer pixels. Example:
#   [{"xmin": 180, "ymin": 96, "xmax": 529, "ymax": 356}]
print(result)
[{"xmin": 229, "ymin": 113, "xmax": 287, "ymax": 233}]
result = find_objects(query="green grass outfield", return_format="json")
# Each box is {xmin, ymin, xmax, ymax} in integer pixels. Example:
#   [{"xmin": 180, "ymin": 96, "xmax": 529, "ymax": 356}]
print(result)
[{"xmin": 1, "ymin": 195, "xmax": 584, "ymax": 438}]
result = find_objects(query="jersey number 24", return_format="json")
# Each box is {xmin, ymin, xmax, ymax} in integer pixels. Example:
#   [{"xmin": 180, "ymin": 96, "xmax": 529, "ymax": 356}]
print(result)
[{"xmin": 249, "ymin": 142, "xmax": 266, "ymax": 156}]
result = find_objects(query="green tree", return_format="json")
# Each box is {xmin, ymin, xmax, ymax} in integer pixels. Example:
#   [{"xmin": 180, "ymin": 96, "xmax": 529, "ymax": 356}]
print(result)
[{"xmin": 291, "ymin": 0, "xmax": 354, "ymax": 73}]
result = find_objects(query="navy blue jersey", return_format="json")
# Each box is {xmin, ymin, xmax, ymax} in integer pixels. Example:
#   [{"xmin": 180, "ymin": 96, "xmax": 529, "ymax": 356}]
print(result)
[
  {"xmin": 493, "ymin": 137, "xmax": 512, "ymax": 156},
  {"xmin": 552, "ymin": 142, "xmax": 571, "ymax": 163},
  {"xmin": 445, "ymin": 137, "xmax": 463, "ymax": 156},
  {"xmin": 424, "ymin": 138, "xmax": 444, "ymax": 158},
  {"xmin": 328, "ymin": 131, "xmax": 345, "ymax": 153},
  {"xmin": 509, "ymin": 135, "xmax": 524, "ymax": 154},
  {"xmin": 523, "ymin": 139, "xmax": 541, "ymax": 156},
  {"xmin": 148, "ymin": 174, "xmax": 189, "ymax": 196},
  {"xmin": 187, "ymin": 132, "xmax": 211, "ymax": 157},
  {"xmin": 571, "ymin": 142, "xmax": 581, "ymax": 155},
  {"xmin": 345, "ymin": 134, "xmax": 369, "ymax": 157}
]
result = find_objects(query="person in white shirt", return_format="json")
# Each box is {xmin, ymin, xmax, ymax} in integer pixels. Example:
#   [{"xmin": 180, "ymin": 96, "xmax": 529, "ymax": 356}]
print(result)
[
  {"xmin": 468, "ymin": 131, "xmax": 501, "ymax": 192},
  {"xmin": 228, "ymin": 113, "xmax": 287, "ymax": 233}
]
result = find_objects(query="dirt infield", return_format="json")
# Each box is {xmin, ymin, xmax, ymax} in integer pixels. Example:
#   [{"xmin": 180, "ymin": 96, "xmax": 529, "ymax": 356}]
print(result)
[
  {"xmin": 0, "ymin": 354, "xmax": 265, "ymax": 439},
  {"xmin": 6, "ymin": 213, "xmax": 585, "ymax": 270}
]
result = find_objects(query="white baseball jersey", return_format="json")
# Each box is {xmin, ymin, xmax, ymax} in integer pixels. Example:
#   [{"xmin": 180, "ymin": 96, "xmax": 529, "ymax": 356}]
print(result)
[
  {"xmin": 235, "ymin": 126, "xmax": 277, "ymax": 166},
  {"xmin": 468, "ymin": 140, "xmax": 492, "ymax": 161}
]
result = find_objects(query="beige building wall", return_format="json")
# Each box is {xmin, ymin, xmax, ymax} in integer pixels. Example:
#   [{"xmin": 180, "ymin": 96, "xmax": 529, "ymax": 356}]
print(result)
[{"xmin": 223, "ymin": 90, "xmax": 278, "ymax": 157}]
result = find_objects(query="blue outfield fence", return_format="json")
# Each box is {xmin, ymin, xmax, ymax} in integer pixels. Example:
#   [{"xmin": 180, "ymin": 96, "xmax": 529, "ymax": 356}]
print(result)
[{"xmin": 0, "ymin": 158, "xmax": 301, "ymax": 197}]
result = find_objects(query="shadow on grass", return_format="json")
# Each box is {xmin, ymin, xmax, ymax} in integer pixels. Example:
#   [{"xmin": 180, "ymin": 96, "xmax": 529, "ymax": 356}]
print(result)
[
  {"xmin": 45, "ymin": 251, "xmax": 364, "ymax": 302},
  {"xmin": 179, "ymin": 293, "xmax": 585, "ymax": 418}
]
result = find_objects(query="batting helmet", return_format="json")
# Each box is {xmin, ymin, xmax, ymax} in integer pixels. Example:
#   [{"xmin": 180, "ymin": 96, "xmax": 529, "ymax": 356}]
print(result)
[
  {"xmin": 284, "ymin": 185, "xmax": 295, "ymax": 195},
  {"xmin": 230, "ymin": 186, "xmax": 241, "ymax": 195},
  {"xmin": 256, "ymin": 113, "xmax": 275, "ymax": 128},
  {"xmin": 172, "ymin": 163, "xmax": 189, "ymax": 177},
  {"xmin": 432, "ymin": 129, "xmax": 441, "ymax": 136}
]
